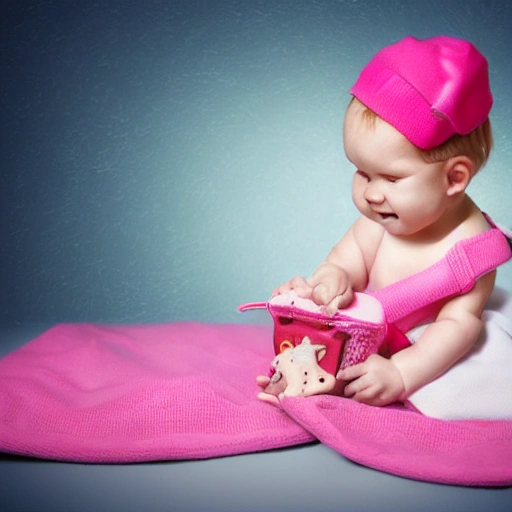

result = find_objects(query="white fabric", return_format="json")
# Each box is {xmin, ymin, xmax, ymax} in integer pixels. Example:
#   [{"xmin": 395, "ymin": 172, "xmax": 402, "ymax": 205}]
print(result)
[{"xmin": 406, "ymin": 287, "xmax": 512, "ymax": 420}]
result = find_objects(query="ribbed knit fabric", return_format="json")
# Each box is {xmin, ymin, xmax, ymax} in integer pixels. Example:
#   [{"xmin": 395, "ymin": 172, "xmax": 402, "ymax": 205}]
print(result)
[
  {"xmin": 371, "ymin": 226, "xmax": 512, "ymax": 325},
  {"xmin": 1, "ymin": 320, "xmax": 512, "ymax": 486},
  {"xmin": 281, "ymin": 395, "xmax": 512, "ymax": 487},
  {"xmin": 0, "ymin": 322, "xmax": 314, "ymax": 463}
]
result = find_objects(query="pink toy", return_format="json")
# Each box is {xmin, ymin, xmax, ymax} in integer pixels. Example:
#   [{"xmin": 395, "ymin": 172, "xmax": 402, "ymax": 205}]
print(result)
[{"xmin": 239, "ymin": 290, "xmax": 401, "ymax": 398}]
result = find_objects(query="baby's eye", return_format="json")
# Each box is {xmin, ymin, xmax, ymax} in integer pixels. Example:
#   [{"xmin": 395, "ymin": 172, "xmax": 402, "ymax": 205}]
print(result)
[
  {"xmin": 384, "ymin": 175, "xmax": 399, "ymax": 183},
  {"xmin": 356, "ymin": 170, "xmax": 370, "ymax": 181}
]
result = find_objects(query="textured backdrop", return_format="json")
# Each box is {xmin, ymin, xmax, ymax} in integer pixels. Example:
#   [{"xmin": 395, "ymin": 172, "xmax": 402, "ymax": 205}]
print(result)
[{"xmin": 2, "ymin": 0, "xmax": 511, "ymax": 327}]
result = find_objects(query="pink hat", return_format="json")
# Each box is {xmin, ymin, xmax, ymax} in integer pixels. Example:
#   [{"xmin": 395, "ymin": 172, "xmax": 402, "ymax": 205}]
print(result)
[{"xmin": 350, "ymin": 36, "xmax": 493, "ymax": 150}]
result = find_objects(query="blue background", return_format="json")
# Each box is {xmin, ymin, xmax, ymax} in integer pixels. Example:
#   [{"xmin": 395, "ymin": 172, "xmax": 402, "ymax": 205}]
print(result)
[
  {"xmin": 2, "ymin": 3, "xmax": 512, "ymax": 512},
  {"xmin": 2, "ymin": 0, "xmax": 511, "ymax": 327}
]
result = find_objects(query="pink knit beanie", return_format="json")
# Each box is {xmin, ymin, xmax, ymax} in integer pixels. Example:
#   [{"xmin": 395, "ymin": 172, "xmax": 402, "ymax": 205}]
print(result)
[{"xmin": 350, "ymin": 36, "xmax": 493, "ymax": 150}]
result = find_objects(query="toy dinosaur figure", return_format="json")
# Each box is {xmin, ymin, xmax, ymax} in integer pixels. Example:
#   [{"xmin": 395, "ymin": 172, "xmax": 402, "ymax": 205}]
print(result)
[{"xmin": 257, "ymin": 336, "xmax": 343, "ymax": 403}]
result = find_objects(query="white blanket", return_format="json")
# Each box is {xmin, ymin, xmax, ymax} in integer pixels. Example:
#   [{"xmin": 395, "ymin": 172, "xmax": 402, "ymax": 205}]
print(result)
[{"xmin": 406, "ymin": 288, "xmax": 512, "ymax": 420}]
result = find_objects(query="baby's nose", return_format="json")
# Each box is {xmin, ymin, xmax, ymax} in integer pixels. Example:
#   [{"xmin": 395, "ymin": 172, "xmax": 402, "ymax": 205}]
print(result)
[{"xmin": 363, "ymin": 182, "xmax": 384, "ymax": 203}]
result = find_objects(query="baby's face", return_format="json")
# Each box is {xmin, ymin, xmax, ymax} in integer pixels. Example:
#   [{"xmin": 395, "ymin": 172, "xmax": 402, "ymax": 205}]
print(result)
[{"xmin": 343, "ymin": 100, "xmax": 452, "ymax": 237}]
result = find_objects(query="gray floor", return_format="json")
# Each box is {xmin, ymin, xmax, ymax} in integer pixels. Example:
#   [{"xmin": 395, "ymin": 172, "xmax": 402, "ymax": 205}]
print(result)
[{"xmin": 1, "ymin": 325, "xmax": 511, "ymax": 512}]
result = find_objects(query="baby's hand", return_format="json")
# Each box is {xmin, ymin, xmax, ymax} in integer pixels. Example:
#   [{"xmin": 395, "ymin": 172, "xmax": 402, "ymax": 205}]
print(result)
[
  {"xmin": 307, "ymin": 262, "xmax": 355, "ymax": 314},
  {"xmin": 255, "ymin": 375, "xmax": 281, "ymax": 406},
  {"xmin": 272, "ymin": 275, "xmax": 313, "ymax": 300},
  {"xmin": 272, "ymin": 263, "xmax": 354, "ymax": 316},
  {"xmin": 337, "ymin": 354, "xmax": 406, "ymax": 407}
]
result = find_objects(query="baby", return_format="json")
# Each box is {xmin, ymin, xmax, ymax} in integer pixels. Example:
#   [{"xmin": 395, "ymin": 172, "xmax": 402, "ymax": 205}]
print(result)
[{"xmin": 265, "ymin": 36, "xmax": 512, "ymax": 419}]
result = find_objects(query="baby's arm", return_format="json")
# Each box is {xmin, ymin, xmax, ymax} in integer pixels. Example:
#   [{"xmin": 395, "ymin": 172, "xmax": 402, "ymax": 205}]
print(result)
[
  {"xmin": 273, "ymin": 216, "xmax": 383, "ymax": 313},
  {"xmin": 390, "ymin": 270, "xmax": 496, "ymax": 398},
  {"xmin": 339, "ymin": 270, "xmax": 496, "ymax": 406}
]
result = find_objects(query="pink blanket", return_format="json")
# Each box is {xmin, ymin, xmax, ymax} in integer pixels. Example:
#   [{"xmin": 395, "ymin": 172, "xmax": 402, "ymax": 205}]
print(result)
[{"xmin": 1, "ymin": 322, "xmax": 511, "ymax": 487}]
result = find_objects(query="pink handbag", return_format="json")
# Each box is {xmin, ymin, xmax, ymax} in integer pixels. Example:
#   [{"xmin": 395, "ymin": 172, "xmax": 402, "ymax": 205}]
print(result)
[{"xmin": 239, "ymin": 291, "xmax": 390, "ymax": 376}]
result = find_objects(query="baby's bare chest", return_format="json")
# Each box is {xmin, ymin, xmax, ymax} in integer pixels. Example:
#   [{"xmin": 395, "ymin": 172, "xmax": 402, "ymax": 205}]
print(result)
[{"xmin": 368, "ymin": 238, "xmax": 450, "ymax": 290}]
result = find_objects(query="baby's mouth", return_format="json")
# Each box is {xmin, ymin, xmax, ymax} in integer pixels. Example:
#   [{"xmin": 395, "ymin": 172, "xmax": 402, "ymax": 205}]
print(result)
[{"xmin": 378, "ymin": 212, "xmax": 398, "ymax": 220}]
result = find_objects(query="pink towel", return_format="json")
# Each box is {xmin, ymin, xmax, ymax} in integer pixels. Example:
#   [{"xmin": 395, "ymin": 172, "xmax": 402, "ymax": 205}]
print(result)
[
  {"xmin": 281, "ymin": 396, "xmax": 512, "ymax": 487},
  {"xmin": 1, "ymin": 322, "xmax": 511, "ymax": 487},
  {"xmin": 0, "ymin": 322, "xmax": 314, "ymax": 462}
]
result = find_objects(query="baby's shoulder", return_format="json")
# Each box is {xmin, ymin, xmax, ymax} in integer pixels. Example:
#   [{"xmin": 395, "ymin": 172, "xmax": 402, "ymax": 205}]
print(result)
[{"xmin": 448, "ymin": 207, "xmax": 491, "ymax": 244}]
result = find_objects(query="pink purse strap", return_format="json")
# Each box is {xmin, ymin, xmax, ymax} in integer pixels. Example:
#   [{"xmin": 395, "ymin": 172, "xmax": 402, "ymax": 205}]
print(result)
[
  {"xmin": 370, "ymin": 225, "xmax": 512, "ymax": 324},
  {"xmin": 238, "ymin": 302, "xmax": 266, "ymax": 312}
]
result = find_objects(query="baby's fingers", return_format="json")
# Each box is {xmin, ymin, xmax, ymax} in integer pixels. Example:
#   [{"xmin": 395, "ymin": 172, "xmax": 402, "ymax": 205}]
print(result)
[
  {"xmin": 343, "ymin": 377, "xmax": 369, "ymax": 398},
  {"xmin": 289, "ymin": 276, "xmax": 313, "ymax": 298},
  {"xmin": 271, "ymin": 282, "xmax": 292, "ymax": 298},
  {"xmin": 271, "ymin": 276, "xmax": 311, "ymax": 299},
  {"xmin": 324, "ymin": 288, "xmax": 355, "ymax": 316},
  {"xmin": 336, "ymin": 362, "xmax": 365, "ymax": 381},
  {"xmin": 257, "ymin": 392, "xmax": 281, "ymax": 406},
  {"xmin": 256, "ymin": 375, "xmax": 271, "ymax": 388},
  {"xmin": 256, "ymin": 376, "xmax": 282, "ymax": 406},
  {"xmin": 350, "ymin": 385, "xmax": 381, "ymax": 404}
]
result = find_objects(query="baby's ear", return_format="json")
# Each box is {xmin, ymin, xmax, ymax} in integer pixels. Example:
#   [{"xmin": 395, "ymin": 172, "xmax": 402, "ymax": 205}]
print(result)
[{"xmin": 446, "ymin": 156, "xmax": 473, "ymax": 196}]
